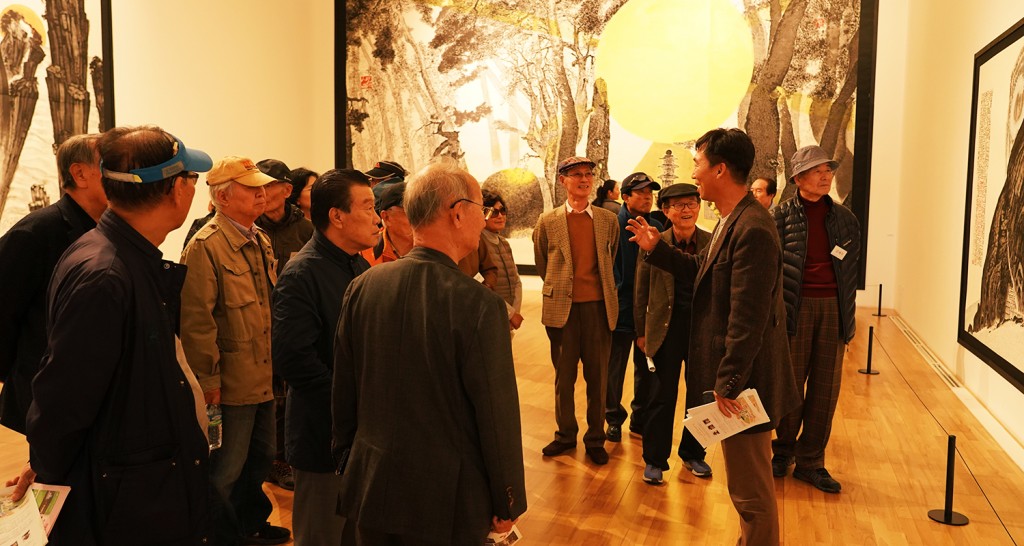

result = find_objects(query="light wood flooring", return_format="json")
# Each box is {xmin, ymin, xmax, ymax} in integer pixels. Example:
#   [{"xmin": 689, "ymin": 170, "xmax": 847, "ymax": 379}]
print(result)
[{"xmin": 2, "ymin": 292, "xmax": 1022, "ymax": 545}]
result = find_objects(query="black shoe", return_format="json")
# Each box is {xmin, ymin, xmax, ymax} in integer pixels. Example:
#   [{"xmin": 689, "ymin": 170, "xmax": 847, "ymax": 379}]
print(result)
[
  {"xmin": 771, "ymin": 454, "xmax": 792, "ymax": 478},
  {"xmin": 628, "ymin": 423, "xmax": 643, "ymax": 437},
  {"xmin": 607, "ymin": 424, "xmax": 622, "ymax": 442},
  {"xmin": 240, "ymin": 523, "xmax": 291, "ymax": 545},
  {"xmin": 793, "ymin": 467, "xmax": 842, "ymax": 493},
  {"xmin": 542, "ymin": 440, "xmax": 576, "ymax": 457},
  {"xmin": 266, "ymin": 460, "xmax": 294, "ymax": 491},
  {"xmin": 585, "ymin": 446, "xmax": 609, "ymax": 465}
]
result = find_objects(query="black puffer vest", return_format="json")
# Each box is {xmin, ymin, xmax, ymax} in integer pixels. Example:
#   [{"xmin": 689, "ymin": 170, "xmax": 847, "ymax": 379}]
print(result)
[{"xmin": 773, "ymin": 195, "xmax": 860, "ymax": 343}]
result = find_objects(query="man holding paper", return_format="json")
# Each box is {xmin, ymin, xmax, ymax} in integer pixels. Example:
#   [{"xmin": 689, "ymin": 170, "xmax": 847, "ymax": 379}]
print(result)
[{"xmin": 627, "ymin": 128, "xmax": 798, "ymax": 546}]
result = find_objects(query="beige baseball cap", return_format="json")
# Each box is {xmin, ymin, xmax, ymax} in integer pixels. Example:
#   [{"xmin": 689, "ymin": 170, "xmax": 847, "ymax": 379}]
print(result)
[{"xmin": 207, "ymin": 156, "xmax": 275, "ymax": 187}]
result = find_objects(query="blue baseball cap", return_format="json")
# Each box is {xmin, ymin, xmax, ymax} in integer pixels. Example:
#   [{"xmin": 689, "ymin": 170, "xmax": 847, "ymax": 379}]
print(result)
[{"xmin": 101, "ymin": 135, "xmax": 213, "ymax": 183}]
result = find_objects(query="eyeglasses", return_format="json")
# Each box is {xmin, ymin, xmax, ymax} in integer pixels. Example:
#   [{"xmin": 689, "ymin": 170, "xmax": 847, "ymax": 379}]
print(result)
[
  {"xmin": 450, "ymin": 198, "xmax": 495, "ymax": 220},
  {"xmin": 180, "ymin": 172, "xmax": 200, "ymax": 185},
  {"xmin": 490, "ymin": 208, "xmax": 508, "ymax": 216},
  {"xmin": 565, "ymin": 172, "xmax": 596, "ymax": 179},
  {"xmin": 666, "ymin": 201, "xmax": 700, "ymax": 211}
]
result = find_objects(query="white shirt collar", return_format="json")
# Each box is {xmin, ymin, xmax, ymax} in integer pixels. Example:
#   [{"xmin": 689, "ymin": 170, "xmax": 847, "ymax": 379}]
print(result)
[{"xmin": 564, "ymin": 200, "xmax": 594, "ymax": 218}]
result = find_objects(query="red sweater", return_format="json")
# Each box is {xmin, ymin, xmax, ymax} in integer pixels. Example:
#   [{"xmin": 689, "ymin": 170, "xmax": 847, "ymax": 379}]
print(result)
[{"xmin": 800, "ymin": 195, "xmax": 838, "ymax": 298}]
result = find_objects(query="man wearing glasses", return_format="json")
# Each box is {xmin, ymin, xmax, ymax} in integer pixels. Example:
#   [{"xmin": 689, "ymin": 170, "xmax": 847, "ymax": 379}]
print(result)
[
  {"xmin": 26, "ymin": 126, "xmax": 214, "ymax": 544},
  {"xmin": 533, "ymin": 156, "xmax": 620, "ymax": 465},
  {"xmin": 634, "ymin": 183, "xmax": 713, "ymax": 484},
  {"xmin": 333, "ymin": 158, "xmax": 526, "ymax": 543}
]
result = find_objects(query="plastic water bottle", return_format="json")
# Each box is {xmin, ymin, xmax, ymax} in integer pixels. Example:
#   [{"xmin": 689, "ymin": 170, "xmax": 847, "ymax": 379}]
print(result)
[{"xmin": 207, "ymin": 404, "xmax": 222, "ymax": 451}]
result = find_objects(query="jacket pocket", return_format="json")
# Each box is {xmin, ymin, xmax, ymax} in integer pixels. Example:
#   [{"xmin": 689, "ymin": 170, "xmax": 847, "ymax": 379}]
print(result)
[
  {"xmin": 221, "ymin": 262, "xmax": 258, "ymax": 341},
  {"xmin": 98, "ymin": 453, "xmax": 190, "ymax": 543}
]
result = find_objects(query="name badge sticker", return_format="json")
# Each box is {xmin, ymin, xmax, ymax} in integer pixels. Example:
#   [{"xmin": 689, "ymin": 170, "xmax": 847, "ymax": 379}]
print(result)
[{"xmin": 831, "ymin": 245, "xmax": 848, "ymax": 260}]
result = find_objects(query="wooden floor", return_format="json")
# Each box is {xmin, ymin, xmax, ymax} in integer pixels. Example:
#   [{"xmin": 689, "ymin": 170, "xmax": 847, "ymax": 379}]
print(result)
[{"xmin": 3, "ymin": 292, "xmax": 1023, "ymax": 545}]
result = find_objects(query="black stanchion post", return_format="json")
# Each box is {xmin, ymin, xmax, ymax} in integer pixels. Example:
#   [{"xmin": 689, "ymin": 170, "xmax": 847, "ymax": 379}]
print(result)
[
  {"xmin": 928, "ymin": 435, "xmax": 969, "ymax": 526},
  {"xmin": 859, "ymin": 326, "xmax": 879, "ymax": 375},
  {"xmin": 873, "ymin": 284, "xmax": 886, "ymax": 317}
]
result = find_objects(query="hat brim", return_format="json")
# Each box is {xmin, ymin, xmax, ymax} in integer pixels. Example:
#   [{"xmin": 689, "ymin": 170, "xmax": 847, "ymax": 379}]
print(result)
[
  {"xmin": 181, "ymin": 146, "xmax": 213, "ymax": 174},
  {"xmin": 558, "ymin": 160, "xmax": 596, "ymax": 174},
  {"xmin": 792, "ymin": 159, "xmax": 839, "ymax": 180},
  {"xmin": 366, "ymin": 168, "xmax": 400, "ymax": 178},
  {"xmin": 231, "ymin": 170, "xmax": 276, "ymax": 187}
]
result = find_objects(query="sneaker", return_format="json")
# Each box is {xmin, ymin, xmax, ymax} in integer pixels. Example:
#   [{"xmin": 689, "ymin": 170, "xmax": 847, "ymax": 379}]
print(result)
[
  {"xmin": 585, "ymin": 446, "xmax": 609, "ymax": 465},
  {"xmin": 607, "ymin": 424, "xmax": 622, "ymax": 442},
  {"xmin": 541, "ymin": 440, "xmax": 576, "ymax": 457},
  {"xmin": 683, "ymin": 458, "xmax": 712, "ymax": 478},
  {"xmin": 771, "ymin": 454, "xmax": 792, "ymax": 478},
  {"xmin": 267, "ymin": 460, "xmax": 294, "ymax": 491},
  {"xmin": 793, "ymin": 467, "xmax": 842, "ymax": 494},
  {"xmin": 240, "ymin": 523, "xmax": 291, "ymax": 545},
  {"xmin": 642, "ymin": 464, "xmax": 663, "ymax": 485}
]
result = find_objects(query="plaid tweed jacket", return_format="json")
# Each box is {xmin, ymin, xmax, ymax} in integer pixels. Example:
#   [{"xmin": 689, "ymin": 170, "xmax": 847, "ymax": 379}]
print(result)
[{"xmin": 532, "ymin": 204, "xmax": 619, "ymax": 330}]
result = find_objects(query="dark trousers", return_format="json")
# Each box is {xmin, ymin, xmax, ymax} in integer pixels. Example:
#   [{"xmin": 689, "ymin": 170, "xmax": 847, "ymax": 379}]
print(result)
[
  {"xmin": 723, "ymin": 431, "xmax": 779, "ymax": 545},
  {"xmin": 273, "ymin": 374, "xmax": 287, "ymax": 461},
  {"xmin": 210, "ymin": 401, "xmax": 276, "ymax": 545},
  {"xmin": 605, "ymin": 331, "xmax": 653, "ymax": 430},
  {"xmin": 545, "ymin": 301, "xmax": 611, "ymax": 448},
  {"xmin": 772, "ymin": 296, "xmax": 845, "ymax": 470},
  {"xmin": 642, "ymin": 314, "xmax": 705, "ymax": 469}
]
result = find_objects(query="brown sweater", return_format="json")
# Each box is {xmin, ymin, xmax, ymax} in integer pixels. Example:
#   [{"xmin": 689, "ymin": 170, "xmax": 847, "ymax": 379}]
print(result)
[{"xmin": 566, "ymin": 211, "xmax": 602, "ymax": 302}]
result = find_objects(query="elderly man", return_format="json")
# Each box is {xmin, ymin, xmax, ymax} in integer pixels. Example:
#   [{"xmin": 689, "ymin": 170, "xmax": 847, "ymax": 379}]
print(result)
[
  {"xmin": 606, "ymin": 172, "xmax": 662, "ymax": 442},
  {"xmin": 635, "ymin": 183, "xmax": 713, "ymax": 484},
  {"xmin": 273, "ymin": 170, "xmax": 378, "ymax": 546},
  {"xmin": 628, "ymin": 128, "xmax": 798, "ymax": 545},
  {"xmin": 26, "ymin": 126, "xmax": 213, "ymax": 544},
  {"xmin": 751, "ymin": 177, "xmax": 777, "ymax": 209},
  {"xmin": 181, "ymin": 156, "xmax": 290, "ymax": 546},
  {"xmin": 534, "ymin": 156, "xmax": 619, "ymax": 465},
  {"xmin": 255, "ymin": 157, "xmax": 314, "ymax": 491},
  {"xmin": 333, "ymin": 159, "xmax": 527, "ymax": 544},
  {"xmin": 363, "ymin": 182, "xmax": 413, "ymax": 265},
  {"xmin": 0, "ymin": 133, "xmax": 106, "ymax": 436},
  {"xmin": 771, "ymin": 145, "xmax": 860, "ymax": 494}
]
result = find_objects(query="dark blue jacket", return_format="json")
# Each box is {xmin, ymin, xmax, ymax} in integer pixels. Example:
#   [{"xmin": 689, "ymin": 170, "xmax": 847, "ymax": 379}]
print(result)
[
  {"xmin": 613, "ymin": 204, "xmax": 663, "ymax": 332},
  {"xmin": 0, "ymin": 194, "xmax": 95, "ymax": 434},
  {"xmin": 27, "ymin": 210, "xmax": 210, "ymax": 545},
  {"xmin": 272, "ymin": 230, "xmax": 369, "ymax": 472}
]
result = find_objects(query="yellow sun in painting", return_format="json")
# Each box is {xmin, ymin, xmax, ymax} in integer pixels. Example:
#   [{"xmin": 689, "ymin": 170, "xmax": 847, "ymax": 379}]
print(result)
[
  {"xmin": 596, "ymin": 0, "xmax": 754, "ymax": 143},
  {"xmin": 0, "ymin": 4, "xmax": 47, "ymax": 47}
]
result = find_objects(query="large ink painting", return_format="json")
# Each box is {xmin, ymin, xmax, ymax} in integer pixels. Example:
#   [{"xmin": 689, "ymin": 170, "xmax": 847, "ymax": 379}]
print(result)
[
  {"xmin": 341, "ymin": 0, "xmax": 876, "ymax": 269},
  {"xmin": 959, "ymin": 15, "xmax": 1024, "ymax": 394},
  {"xmin": 0, "ymin": 0, "xmax": 113, "ymax": 234}
]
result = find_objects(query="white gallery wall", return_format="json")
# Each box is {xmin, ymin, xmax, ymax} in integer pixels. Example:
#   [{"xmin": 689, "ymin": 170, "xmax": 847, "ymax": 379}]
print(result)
[
  {"xmin": 110, "ymin": 0, "xmax": 335, "ymax": 256},
  {"xmin": 891, "ymin": 0, "xmax": 1024, "ymax": 444}
]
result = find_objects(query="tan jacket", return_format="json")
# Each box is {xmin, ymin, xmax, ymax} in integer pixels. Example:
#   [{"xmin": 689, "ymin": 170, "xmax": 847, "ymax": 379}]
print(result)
[
  {"xmin": 533, "ymin": 205, "xmax": 619, "ymax": 330},
  {"xmin": 180, "ymin": 212, "xmax": 277, "ymax": 405}
]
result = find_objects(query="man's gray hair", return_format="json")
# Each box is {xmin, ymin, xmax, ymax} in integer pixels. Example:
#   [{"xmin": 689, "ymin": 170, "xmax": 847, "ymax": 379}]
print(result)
[
  {"xmin": 57, "ymin": 133, "xmax": 100, "ymax": 190},
  {"xmin": 404, "ymin": 157, "xmax": 473, "ymax": 229},
  {"xmin": 209, "ymin": 180, "xmax": 236, "ymax": 205}
]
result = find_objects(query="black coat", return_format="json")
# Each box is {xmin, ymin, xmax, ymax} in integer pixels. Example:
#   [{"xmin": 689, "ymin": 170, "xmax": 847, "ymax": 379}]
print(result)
[
  {"xmin": 0, "ymin": 194, "xmax": 96, "ymax": 434},
  {"xmin": 773, "ymin": 195, "xmax": 861, "ymax": 343},
  {"xmin": 272, "ymin": 230, "xmax": 369, "ymax": 472},
  {"xmin": 26, "ymin": 210, "xmax": 210, "ymax": 545},
  {"xmin": 332, "ymin": 247, "xmax": 527, "ymax": 544}
]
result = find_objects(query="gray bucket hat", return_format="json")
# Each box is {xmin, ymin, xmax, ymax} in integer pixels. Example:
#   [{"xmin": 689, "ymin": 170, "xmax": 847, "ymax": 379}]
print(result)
[{"xmin": 790, "ymin": 145, "xmax": 838, "ymax": 181}]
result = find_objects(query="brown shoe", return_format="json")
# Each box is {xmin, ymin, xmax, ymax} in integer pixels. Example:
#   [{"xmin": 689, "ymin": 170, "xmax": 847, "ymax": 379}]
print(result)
[
  {"xmin": 542, "ymin": 440, "xmax": 576, "ymax": 457},
  {"xmin": 585, "ymin": 446, "xmax": 609, "ymax": 465}
]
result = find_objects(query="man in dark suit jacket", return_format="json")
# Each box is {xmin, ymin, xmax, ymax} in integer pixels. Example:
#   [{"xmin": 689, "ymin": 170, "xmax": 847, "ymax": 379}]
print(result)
[
  {"xmin": 333, "ymin": 159, "xmax": 527, "ymax": 545},
  {"xmin": 0, "ymin": 133, "xmax": 106, "ymax": 437},
  {"xmin": 629, "ymin": 128, "xmax": 799, "ymax": 545}
]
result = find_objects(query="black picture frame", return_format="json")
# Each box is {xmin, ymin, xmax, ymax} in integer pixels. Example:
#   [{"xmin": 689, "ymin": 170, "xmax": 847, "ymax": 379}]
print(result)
[{"xmin": 957, "ymin": 15, "xmax": 1024, "ymax": 394}]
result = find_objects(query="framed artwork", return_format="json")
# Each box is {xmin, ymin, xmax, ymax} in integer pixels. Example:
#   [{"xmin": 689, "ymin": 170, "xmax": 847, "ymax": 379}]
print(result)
[
  {"xmin": 959, "ymin": 15, "xmax": 1024, "ymax": 394},
  {"xmin": 0, "ymin": 0, "xmax": 114, "ymax": 234},
  {"xmin": 338, "ymin": 0, "xmax": 876, "ymax": 274}
]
